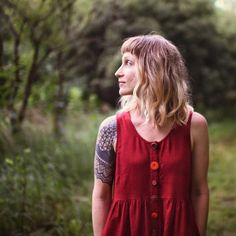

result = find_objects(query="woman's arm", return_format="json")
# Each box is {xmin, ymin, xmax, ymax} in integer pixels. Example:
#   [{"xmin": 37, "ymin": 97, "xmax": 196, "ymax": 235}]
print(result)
[
  {"xmin": 191, "ymin": 112, "xmax": 209, "ymax": 236},
  {"xmin": 92, "ymin": 179, "xmax": 112, "ymax": 236},
  {"xmin": 92, "ymin": 116, "xmax": 116, "ymax": 236}
]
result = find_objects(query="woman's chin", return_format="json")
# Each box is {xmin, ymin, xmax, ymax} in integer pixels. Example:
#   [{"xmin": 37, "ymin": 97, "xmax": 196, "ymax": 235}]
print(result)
[{"xmin": 119, "ymin": 89, "xmax": 133, "ymax": 96}]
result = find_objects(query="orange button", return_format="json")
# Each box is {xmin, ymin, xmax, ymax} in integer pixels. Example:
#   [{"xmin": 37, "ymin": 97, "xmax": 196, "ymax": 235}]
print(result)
[
  {"xmin": 150, "ymin": 161, "xmax": 159, "ymax": 170},
  {"xmin": 151, "ymin": 211, "xmax": 158, "ymax": 219}
]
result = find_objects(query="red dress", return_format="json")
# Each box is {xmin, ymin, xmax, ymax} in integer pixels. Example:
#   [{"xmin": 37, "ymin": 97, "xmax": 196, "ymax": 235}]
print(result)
[{"xmin": 102, "ymin": 111, "xmax": 200, "ymax": 236}]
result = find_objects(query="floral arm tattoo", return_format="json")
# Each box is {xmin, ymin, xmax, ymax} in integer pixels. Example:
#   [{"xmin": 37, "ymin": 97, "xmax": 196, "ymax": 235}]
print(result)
[{"xmin": 95, "ymin": 116, "xmax": 117, "ymax": 185}]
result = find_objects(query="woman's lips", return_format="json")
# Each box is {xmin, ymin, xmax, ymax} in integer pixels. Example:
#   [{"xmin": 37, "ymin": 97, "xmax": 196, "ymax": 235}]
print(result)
[{"xmin": 119, "ymin": 81, "xmax": 125, "ymax": 86}]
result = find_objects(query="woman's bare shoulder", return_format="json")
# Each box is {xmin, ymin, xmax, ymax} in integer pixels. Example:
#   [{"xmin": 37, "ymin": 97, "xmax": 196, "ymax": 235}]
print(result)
[
  {"xmin": 191, "ymin": 112, "xmax": 208, "ymax": 127},
  {"xmin": 191, "ymin": 112, "xmax": 208, "ymax": 141},
  {"xmin": 99, "ymin": 115, "xmax": 116, "ymax": 129}
]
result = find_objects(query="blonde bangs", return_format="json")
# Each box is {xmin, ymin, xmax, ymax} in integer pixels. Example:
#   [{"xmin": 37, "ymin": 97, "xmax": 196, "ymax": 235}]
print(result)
[{"xmin": 119, "ymin": 35, "xmax": 191, "ymax": 127}]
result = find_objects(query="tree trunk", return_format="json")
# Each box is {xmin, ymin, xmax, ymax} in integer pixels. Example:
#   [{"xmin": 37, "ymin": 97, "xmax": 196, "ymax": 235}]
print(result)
[
  {"xmin": 0, "ymin": 32, "xmax": 5, "ymax": 109},
  {"xmin": 0, "ymin": 32, "xmax": 4, "ymax": 91},
  {"xmin": 8, "ymin": 36, "xmax": 21, "ymax": 133},
  {"xmin": 16, "ymin": 44, "xmax": 39, "ymax": 131},
  {"xmin": 0, "ymin": 33, "xmax": 3, "ymax": 68}
]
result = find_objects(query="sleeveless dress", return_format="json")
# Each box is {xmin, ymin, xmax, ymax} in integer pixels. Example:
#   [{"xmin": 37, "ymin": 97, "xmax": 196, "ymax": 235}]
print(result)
[{"xmin": 101, "ymin": 111, "xmax": 200, "ymax": 236}]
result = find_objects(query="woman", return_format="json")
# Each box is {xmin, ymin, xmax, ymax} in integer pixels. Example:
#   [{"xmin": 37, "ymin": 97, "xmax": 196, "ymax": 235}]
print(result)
[{"xmin": 92, "ymin": 34, "xmax": 209, "ymax": 236}]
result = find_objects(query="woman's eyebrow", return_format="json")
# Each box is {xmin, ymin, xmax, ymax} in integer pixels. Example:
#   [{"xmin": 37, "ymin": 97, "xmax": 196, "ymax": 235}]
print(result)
[{"xmin": 122, "ymin": 55, "xmax": 134, "ymax": 61}]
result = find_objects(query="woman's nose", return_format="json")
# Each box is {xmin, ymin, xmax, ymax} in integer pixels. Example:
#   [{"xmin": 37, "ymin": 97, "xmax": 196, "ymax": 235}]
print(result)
[{"xmin": 115, "ymin": 66, "xmax": 123, "ymax": 78}]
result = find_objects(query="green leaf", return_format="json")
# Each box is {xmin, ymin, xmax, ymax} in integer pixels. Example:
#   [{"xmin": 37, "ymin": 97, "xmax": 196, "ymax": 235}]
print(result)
[{"xmin": 5, "ymin": 158, "xmax": 14, "ymax": 166}]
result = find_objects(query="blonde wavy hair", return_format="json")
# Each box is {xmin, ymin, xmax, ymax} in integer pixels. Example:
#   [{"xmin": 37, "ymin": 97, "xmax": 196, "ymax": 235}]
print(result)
[{"xmin": 119, "ymin": 34, "xmax": 192, "ymax": 127}]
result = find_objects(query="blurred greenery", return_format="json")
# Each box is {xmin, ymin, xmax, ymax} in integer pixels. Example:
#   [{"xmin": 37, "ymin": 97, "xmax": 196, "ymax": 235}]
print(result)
[
  {"xmin": 208, "ymin": 119, "xmax": 236, "ymax": 236},
  {"xmin": 0, "ymin": 0, "xmax": 236, "ymax": 235},
  {"xmin": 0, "ymin": 0, "xmax": 236, "ymax": 132},
  {"xmin": 0, "ymin": 109, "xmax": 104, "ymax": 235}
]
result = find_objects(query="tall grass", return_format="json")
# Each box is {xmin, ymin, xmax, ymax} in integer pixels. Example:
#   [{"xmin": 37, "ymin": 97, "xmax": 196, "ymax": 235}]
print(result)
[
  {"xmin": 208, "ymin": 120, "xmax": 236, "ymax": 236},
  {"xmin": 0, "ymin": 110, "xmax": 105, "ymax": 236},
  {"xmin": 0, "ymin": 110, "xmax": 235, "ymax": 235}
]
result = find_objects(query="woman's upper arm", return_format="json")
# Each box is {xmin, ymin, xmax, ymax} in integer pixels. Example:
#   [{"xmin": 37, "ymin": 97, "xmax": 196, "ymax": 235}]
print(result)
[
  {"xmin": 191, "ymin": 112, "xmax": 209, "ymax": 194},
  {"xmin": 93, "ymin": 115, "xmax": 117, "ymax": 196}
]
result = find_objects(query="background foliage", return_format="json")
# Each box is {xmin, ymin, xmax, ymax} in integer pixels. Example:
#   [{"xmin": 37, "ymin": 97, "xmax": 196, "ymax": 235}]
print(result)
[{"xmin": 0, "ymin": 0, "xmax": 236, "ymax": 235}]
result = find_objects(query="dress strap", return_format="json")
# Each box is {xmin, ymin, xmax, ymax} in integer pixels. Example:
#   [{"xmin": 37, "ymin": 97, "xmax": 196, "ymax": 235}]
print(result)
[{"xmin": 187, "ymin": 110, "xmax": 193, "ymax": 127}]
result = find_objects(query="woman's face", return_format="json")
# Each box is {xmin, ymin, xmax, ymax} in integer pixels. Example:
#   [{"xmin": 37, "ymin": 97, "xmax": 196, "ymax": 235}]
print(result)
[{"xmin": 115, "ymin": 52, "xmax": 138, "ymax": 96}]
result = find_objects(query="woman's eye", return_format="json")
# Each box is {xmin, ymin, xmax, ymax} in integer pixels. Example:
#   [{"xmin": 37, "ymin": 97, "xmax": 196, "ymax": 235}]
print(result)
[{"xmin": 125, "ymin": 60, "xmax": 133, "ymax": 66}]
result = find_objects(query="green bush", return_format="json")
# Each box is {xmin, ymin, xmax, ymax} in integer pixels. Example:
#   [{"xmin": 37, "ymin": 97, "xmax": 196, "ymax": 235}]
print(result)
[{"xmin": 0, "ymin": 111, "xmax": 105, "ymax": 235}]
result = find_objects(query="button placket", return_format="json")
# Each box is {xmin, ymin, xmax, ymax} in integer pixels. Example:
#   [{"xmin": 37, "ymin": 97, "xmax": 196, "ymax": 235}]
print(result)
[{"xmin": 150, "ymin": 142, "xmax": 160, "ymax": 234}]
